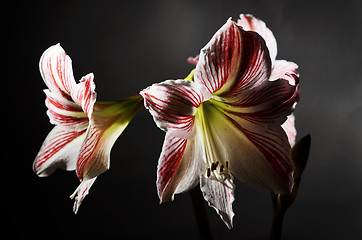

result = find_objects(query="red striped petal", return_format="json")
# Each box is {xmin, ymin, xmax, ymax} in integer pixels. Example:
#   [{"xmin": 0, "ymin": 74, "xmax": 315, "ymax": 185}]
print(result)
[
  {"xmin": 200, "ymin": 176, "xmax": 235, "ymax": 229},
  {"xmin": 76, "ymin": 96, "xmax": 143, "ymax": 180},
  {"xmin": 71, "ymin": 177, "xmax": 97, "ymax": 214},
  {"xmin": 199, "ymin": 101, "xmax": 294, "ymax": 194},
  {"xmin": 40, "ymin": 44, "xmax": 98, "ymax": 131},
  {"xmin": 44, "ymin": 89, "xmax": 89, "ymax": 130},
  {"xmin": 71, "ymin": 73, "xmax": 97, "ymax": 118},
  {"xmin": 156, "ymin": 134, "xmax": 205, "ymax": 202},
  {"xmin": 39, "ymin": 44, "xmax": 76, "ymax": 99},
  {"xmin": 156, "ymin": 134, "xmax": 188, "ymax": 202},
  {"xmin": 237, "ymin": 14, "xmax": 278, "ymax": 66},
  {"xmin": 140, "ymin": 80, "xmax": 211, "ymax": 139},
  {"xmin": 172, "ymin": 135, "xmax": 204, "ymax": 196},
  {"xmin": 219, "ymin": 27, "xmax": 272, "ymax": 99},
  {"xmin": 209, "ymin": 78, "xmax": 299, "ymax": 193},
  {"xmin": 194, "ymin": 19, "xmax": 243, "ymax": 95},
  {"xmin": 33, "ymin": 126, "xmax": 86, "ymax": 176},
  {"xmin": 222, "ymin": 78, "xmax": 299, "ymax": 126}
]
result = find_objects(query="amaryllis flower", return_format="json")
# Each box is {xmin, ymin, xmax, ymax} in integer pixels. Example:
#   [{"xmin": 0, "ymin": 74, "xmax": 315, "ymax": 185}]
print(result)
[
  {"xmin": 33, "ymin": 44, "xmax": 142, "ymax": 213},
  {"xmin": 140, "ymin": 16, "xmax": 299, "ymax": 228}
]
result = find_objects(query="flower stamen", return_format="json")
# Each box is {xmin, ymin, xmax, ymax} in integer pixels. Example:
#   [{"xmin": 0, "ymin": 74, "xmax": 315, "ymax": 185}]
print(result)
[
  {"xmin": 206, "ymin": 168, "xmax": 211, "ymax": 178},
  {"xmin": 211, "ymin": 161, "xmax": 219, "ymax": 171},
  {"xmin": 205, "ymin": 161, "xmax": 232, "ymax": 183}
]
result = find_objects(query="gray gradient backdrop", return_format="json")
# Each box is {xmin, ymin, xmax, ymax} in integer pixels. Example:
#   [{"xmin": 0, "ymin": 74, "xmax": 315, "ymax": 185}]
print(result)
[{"xmin": 7, "ymin": 0, "xmax": 362, "ymax": 239}]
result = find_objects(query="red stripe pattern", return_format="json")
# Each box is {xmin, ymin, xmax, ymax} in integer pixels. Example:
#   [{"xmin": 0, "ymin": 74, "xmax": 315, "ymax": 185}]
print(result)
[
  {"xmin": 71, "ymin": 73, "xmax": 97, "ymax": 118},
  {"xmin": 34, "ymin": 44, "xmax": 97, "ymax": 178},
  {"xmin": 194, "ymin": 19, "xmax": 242, "ymax": 95},
  {"xmin": 33, "ymin": 126, "xmax": 86, "ymax": 176},
  {"xmin": 140, "ymin": 17, "xmax": 300, "ymax": 227},
  {"xmin": 40, "ymin": 44, "xmax": 76, "ymax": 99},
  {"xmin": 35, "ymin": 44, "xmax": 143, "ymax": 213},
  {"xmin": 219, "ymin": 29, "xmax": 271, "ymax": 99},
  {"xmin": 76, "ymin": 96, "xmax": 143, "ymax": 180},
  {"xmin": 44, "ymin": 89, "xmax": 89, "ymax": 129},
  {"xmin": 237, "ymin": 14, "xmax": 278, "ymax": 66},
  {"xmin": 156, "ymin": 134, "xmax": 188, "ymax": 201},
  {"xmin": 140, "ymin": 79, "xmax": 211, "ymax": 139},
  {"xmin": 200, "ymin": 176, "xmax": 235, "ymax": 229}
]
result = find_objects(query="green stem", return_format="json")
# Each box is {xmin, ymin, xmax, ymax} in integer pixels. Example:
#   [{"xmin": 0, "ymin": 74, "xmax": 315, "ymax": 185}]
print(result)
[{"xmin": 190, "ymin": 187, "xmax": 213, "ymax": 240}]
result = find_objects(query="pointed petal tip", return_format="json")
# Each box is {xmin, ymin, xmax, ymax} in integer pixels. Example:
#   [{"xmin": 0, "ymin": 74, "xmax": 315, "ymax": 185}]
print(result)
[
  {"xmin": 237, "ymin": 13, "xmax": 278, "ymax": 65},
  {"xmin": 200, "ymin": 177, "xmax": 235, "ymax": 229},
  {"xmin": 42, "ymin": 43, "xmax": 65, "ymax": 58},
  {"xmin": 71, "ymin": 178, "xmax": 97, "ymax": 214}
]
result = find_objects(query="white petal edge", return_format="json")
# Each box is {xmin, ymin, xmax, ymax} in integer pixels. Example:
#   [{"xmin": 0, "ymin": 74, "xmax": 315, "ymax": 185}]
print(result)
[
  {"xmin": 237, "ymin": 14, "xmax": 278, "ymax": 66},
  {"xmin": 200, "ymin": 176, "xmax": 235, "ymax": 229},
  {"xmin": 70, "ymin": 177, "xmax": 97, "ymax": 214},
  {"xmin": 33, "ymin": 126, "xmax": 86, "ymax": 177}
]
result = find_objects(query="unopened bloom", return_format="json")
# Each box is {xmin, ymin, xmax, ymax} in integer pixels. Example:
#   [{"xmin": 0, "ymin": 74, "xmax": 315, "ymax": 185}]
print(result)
[
  {"xmin": 33, "ymin": 44, "xmax": 142, "ymax": 212},
  {"xmin": 140, "ymin": 16, "xmax": 299, "ymax": 228}
]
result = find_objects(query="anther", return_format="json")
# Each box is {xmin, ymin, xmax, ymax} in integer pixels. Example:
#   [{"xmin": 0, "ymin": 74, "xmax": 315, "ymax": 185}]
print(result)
[
  {"xmin": 225, "ymin": 161, "xmax": 229, "ymax": 169},
  {"xmin": 219, "ymin": 164, "xmax": 224, "ymax": 173},
  {"xmin": 206, "ymin": 168, "xmax": 211, "ymax": 178},
  {"xmin": 211, "ymin": 161, "xmax": 219, "ymax": 171}
]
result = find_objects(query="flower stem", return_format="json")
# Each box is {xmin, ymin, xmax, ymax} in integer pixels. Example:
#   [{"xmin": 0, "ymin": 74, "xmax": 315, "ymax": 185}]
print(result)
[
  {"xmin": 190, "ymin": 187, "xmax": 213, "ymax": 240},
  {"xmin": 270, "ymin": 193, "xmax": 286, "ymax": 240}
]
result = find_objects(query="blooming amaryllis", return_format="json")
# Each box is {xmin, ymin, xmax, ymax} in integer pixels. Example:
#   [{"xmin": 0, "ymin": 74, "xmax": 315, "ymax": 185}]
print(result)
[
  {"xmin": 33, "ymin": 44, "xmax": 142, "ymax": 213},
  {"xmin": 140, "ymin": 15, "xmax": 299, "ymax": 228}
]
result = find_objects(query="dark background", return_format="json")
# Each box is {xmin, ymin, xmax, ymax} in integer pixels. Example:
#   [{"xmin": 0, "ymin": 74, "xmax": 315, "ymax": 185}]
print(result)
[{"xmin": 7, "ymin": 0, "xmax": 361, "ymax": 239}]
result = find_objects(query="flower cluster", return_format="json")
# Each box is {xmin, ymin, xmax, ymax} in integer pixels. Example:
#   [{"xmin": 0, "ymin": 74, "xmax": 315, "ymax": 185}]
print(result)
[{"xmin": 33, "ymin": 14, "xmax": 300, "ymax": 228}]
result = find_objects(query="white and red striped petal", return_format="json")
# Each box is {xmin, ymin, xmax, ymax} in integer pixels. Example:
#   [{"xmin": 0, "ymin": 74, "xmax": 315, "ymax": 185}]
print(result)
[
  {"xmin": 140, "ymin": 80, "xmax": 211, "ymax": 139},
  {"xmin": 33, "ymin": 126, "xmax": 86, "ymax": 177},
  {"xmin": 44, "ymin": 89, "xmax": 89, "ymax": 130},
  {"xmin": 39, "ymin": 44, "xmax": 76, "ymax": 98},
  {"xmin": 194, "ymin": 19, "xmax": 243, "ymax": 95},
  {"xmin": 156, "ymin": 134, "xmax": 188, "ymax": 202},
  {"xmin": 76, "ymin": 96, "xmax": 143, "ymax": 180},
  {"xmin": 202, "ymin": 100, "xmax": 294, "ymax": 193},
  {"xmin": 215, "ymin": 79, "xmax": 298, "ymax": 193},
  {"xmin": 200, "ymin": 176, "xmax": 235, "ymax": 229},
  {"xmin": 157, "ymin": 133, "xmax": 206, "ymax": 202},
  {"xmin": 221, "ymin": 78, "xmax": 299, "ymax": 127},
  {"xmin": 71, "ymin": 177, "xmax": 97, "ymax": 214},
  {"xmin": 237, "ymin": 14, "xmax": 278, "ymax": 66},
  {"xmin": 71, "ymin": 73, "xmax": 97, "ymax": 118},
  {"xmin": 40, "ymin": 44, "xmax": 98, "ymax": 131},
  {"xmin": 172, "ymin": 135, "xmax": 205, "ymax": 196},
  {"xmin": 219, "ymin": 28, "xmax": 272, "ymax": 100}
]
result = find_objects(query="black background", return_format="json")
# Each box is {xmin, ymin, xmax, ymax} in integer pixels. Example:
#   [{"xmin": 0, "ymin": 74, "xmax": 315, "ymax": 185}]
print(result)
[{"xmin": 7, "ymin": 0, "xmax": 362, "ymax": 239}]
